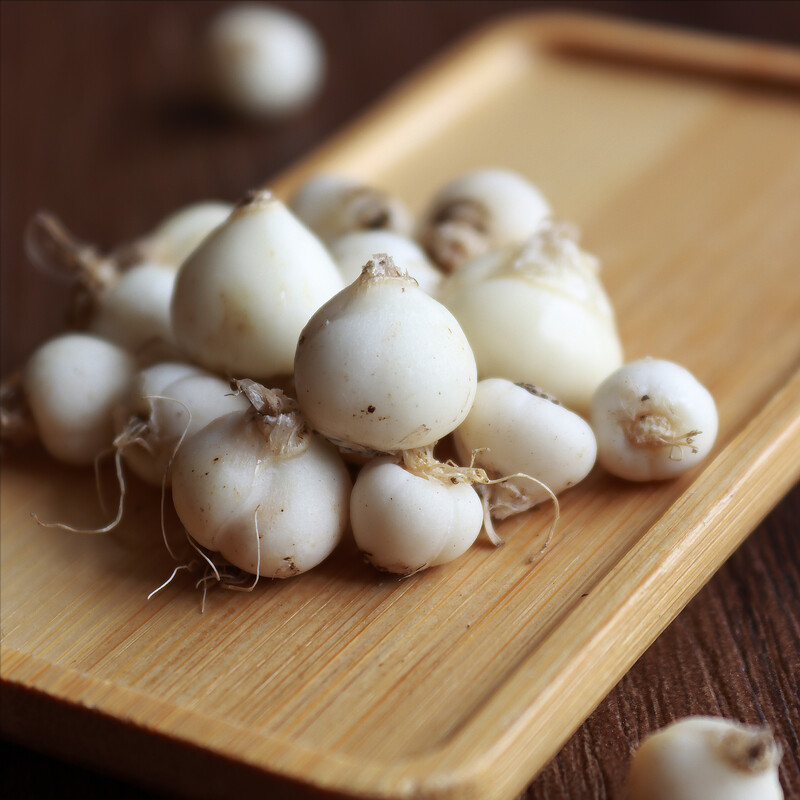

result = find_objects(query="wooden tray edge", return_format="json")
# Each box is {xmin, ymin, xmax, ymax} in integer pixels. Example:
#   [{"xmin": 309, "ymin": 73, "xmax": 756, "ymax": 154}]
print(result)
[
  {"xmin": 411, "ymin": 367, "xmax": 800, "ymax": 799},
  {"xmin": 0, "ymin": 648, "xmax": 365, "ymax": 800}
]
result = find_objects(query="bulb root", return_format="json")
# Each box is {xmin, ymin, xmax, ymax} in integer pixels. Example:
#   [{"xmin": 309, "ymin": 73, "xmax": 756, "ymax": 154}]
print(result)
[
  {"xmin": 32, "ymin": 448, "xmax": 127, "ymax": 534},
  {"xmin": 398, "ymin": 446, "xmax": 560, "ymax": 557},
  {"xmin": 25, "ymin": 210, "xmax": 118, "ymax": 292},
  {"xmin": 231, "ymin": 379, "xmax": 309, "ymax": 455},
  {"xmin": 623, "ymin": 408, "xmax": 702, "ymax": 459}
]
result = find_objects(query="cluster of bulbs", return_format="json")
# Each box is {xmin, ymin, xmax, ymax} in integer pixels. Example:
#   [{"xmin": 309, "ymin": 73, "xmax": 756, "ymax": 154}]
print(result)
[{"xmin": 5, "ymin": 167, "xmax": 717, "ymax": 581}]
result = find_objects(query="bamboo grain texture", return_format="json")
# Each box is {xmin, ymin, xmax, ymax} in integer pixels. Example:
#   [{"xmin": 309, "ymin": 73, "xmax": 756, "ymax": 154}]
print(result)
[{"xmin": 2, "ymin": 12, "xmax": 800, "ymax": 800}]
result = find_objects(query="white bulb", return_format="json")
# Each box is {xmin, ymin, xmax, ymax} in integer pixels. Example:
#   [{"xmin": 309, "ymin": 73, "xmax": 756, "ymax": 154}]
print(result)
[
  {"xmin": 441, "ymin": 223, "xmax": 623, "ymax": 413},
  {"xmin": 23, "ymin": 334, "xmax": 136, "ymax": 466},
  {"xmin": 629, "ymin": 717, "xmax": 784, "ymax": 800},
  {"xmin": 205, "ymin": 4, "xmax": 325, "ymax": 119},
  {"xmin": 591, "ymin": 358, "xmax": 718, "ymax": 481},
  {"xmin": 142, "ymin": 201, "xmax": 234, "ymax": 268},
  {"xmin": 171, "ymin": 190, "xmax": 344, "ymax": 379},
  {"xmin": 114, "ymin": 362, "xmax": 249, "ymax": 487},
  {"xmin": 351, "ymin": 455, "xmax": 483, "ymax": 575},
  {"xmin": 88, "ymin": 261, "xmax": 179, "ymax": 363},
  {"xmin": 417, "ymin": 167, "xmax": 551, "ymax": 272},
  {"xmin": 171, "ymin": 387, "xmax": 350, "ymax": 578},
  {"xmin": 294, "ymin": 255, "xmax": 477, "ymax": 453},
  {"xmin": 290, "ymin": 174, "xmax": 412, "ymax": 243},
  {"xmin": 454, "ymin": 378, "xmax": 597, "ymax": 517}
]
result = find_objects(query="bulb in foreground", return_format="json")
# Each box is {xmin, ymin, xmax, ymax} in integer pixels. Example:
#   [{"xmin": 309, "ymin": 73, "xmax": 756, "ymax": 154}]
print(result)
[
  {"xmin": 171, "ymin": 384, "xmax": 350, "ymax": 578},
  {"xmin": 629, "ymin": 716, "xmax": 783, "ymax": 800},
  {"xmin": 351, "ymin": 453, "xmax": 483, "ymax": 575},
  {"xmin": 294, "ymin": 255, "xmax": 477, "ymax": 453}
]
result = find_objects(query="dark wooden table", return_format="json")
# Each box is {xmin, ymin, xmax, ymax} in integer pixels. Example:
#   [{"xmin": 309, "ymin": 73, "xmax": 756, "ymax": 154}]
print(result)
[{"xmin": 2, "ymin": 2, "xmax": 798, "ymax": 798}]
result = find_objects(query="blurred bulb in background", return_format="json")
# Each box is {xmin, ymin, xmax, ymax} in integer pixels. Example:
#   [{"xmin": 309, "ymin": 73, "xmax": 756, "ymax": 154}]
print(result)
[{"xmin": 205, "ymin": 3, "xmax": 326, "ymax": 120}]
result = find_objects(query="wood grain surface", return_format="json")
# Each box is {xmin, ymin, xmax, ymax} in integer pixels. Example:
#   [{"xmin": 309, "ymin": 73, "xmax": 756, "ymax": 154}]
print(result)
[{"xmin": 2, "ymin": 2, "xmax": 799, "ymax": 799}]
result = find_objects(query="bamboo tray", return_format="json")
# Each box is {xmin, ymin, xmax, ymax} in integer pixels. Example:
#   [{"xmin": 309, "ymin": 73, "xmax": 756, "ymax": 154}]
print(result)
[{"xmin": 2, "ymin": 12, "xmax": 800, "ymax": 800}]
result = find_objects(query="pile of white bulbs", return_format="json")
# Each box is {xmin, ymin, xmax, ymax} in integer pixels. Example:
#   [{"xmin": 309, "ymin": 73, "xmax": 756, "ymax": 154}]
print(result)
[{"xmin": 3, "ymin": 166, "xmax": 719, "ymax": 581}]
